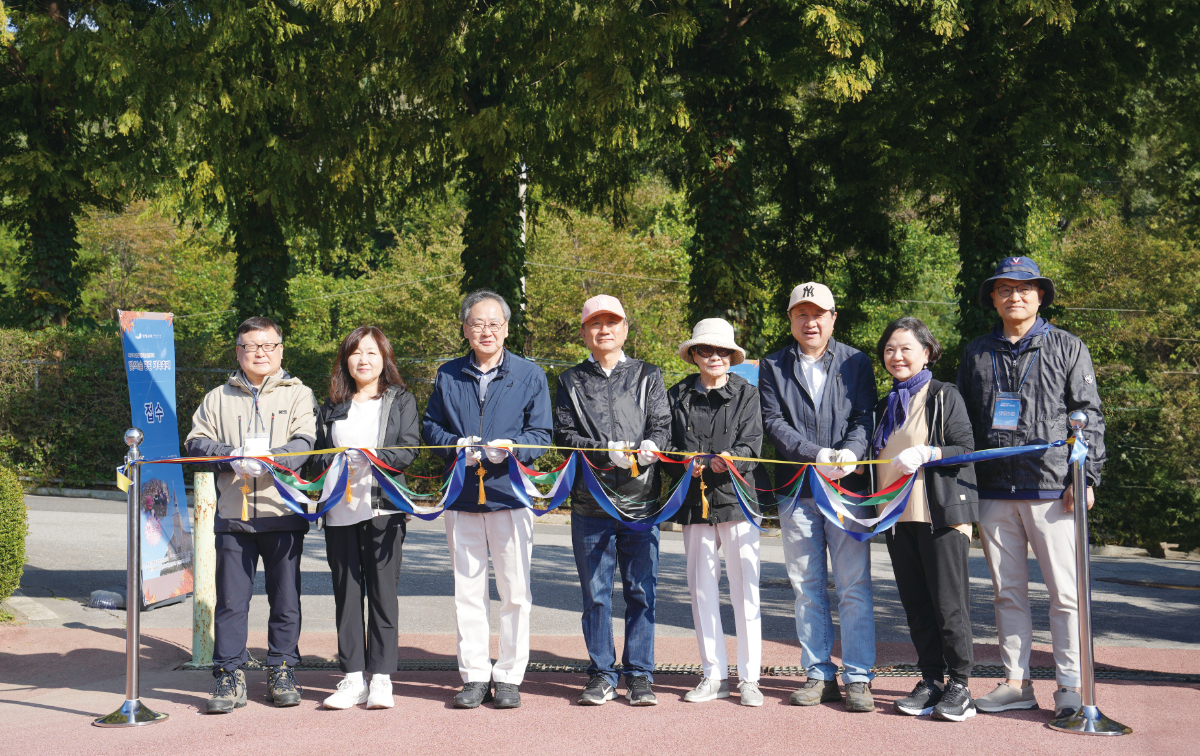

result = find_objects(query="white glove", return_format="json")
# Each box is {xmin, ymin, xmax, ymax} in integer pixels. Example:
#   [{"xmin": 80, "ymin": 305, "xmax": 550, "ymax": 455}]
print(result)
[
  {"xmin": 345, "ymin": 448, "xmax": 371, "ymax": 474},
  {"xmin": 814, "ymin": 448, "xmax": 846, "ymax": 479},
  {"xmin": 637, "ymin": 439, "xmax": 659, "ymax": 467},
  {"xmin": 484, "ymin": 439, "xmax": 513, "ymax": 464},
  {"xmin": 607, "ymin": 441, "xmax": 633, "ymax": 469},
  {"xmin": 231, "ymin": 448, "xmax": 269, "ymax": 478},
  {"xmin": 834, "ymin": 448, "xmax": 858, "ymax": 472},
  {"xmin": 709, "ymin": 451, "xmax": 732, "ymax": 474},
  {"xmin": 457, "ymin": 437, "xmax": 483, "ymax": 466},
  {"xmin": 892, "ymin": 445, "xmax": 934, "ymax": 475}
]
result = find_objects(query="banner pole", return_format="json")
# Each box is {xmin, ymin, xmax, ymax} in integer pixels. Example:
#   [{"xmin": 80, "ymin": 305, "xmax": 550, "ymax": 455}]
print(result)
[
  {"xmin": 1048, "ymin": 412, "xmax": 1130, "ymax": 736},
  {"xmin": 94, "ymin": 428, "xmax": 169, "ymax": 728},
  {"xmin": 190, "ymin": 472, "xmax": 217, "ymax": 667}
]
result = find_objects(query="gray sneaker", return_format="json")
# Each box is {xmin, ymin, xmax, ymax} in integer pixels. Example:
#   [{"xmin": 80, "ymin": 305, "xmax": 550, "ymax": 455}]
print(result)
[
  {"xmin": 1052, "ymin": 687, "xmax": 1082, "ymax": 719},
  {"xmin": 738, "ymin": 680, "xmax": 764, "ymax": 707},
  {"xmin": 789, "ymin": 678, "xmax": 841, "ymax": 706},
  {"xmin": 207, "ymin": 668, "xmax": 247, "ymax": 714},
  {"xmin": 684, "ymin": 677, "xmax": 730, "ymax": 702},
  {"xmin": 975, "ymin": 682, "xmax": 1038, "ymax": 712},
  {"xmin": 844, "ymin": 681, "xmax": 874, "ymax": 713}
]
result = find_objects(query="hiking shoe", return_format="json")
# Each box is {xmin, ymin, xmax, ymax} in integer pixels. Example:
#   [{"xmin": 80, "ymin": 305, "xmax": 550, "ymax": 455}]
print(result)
[
  {"xmin": 789, "ymin": 678, "xmax": 841, "ymax": 706},
  {"xmin": 366, "ymin": 677, "xmax": 394, "ymax": 709},
  {"xmin": 579, "ymin": 674, "xmax": 616, "ymax": 706},
  {"xmin": 684, "ymin": 676, "xmax": 730, "ymax": 702},
  {"xmin": 845, "ymin": 681, "xmax": 874, "ymax": 712},
  {"xmin": 933, "ymin": 680, "xmax": 976, "ymax": 722},
  {"xmin": 738, "ymin": 680, "xmax": 764, "ymax": 707},
  {"xmin": 625, "ymin": 675, "xmax": 657, "ymax": 706},
  {"xmin": 323, "ymin": 677, "xmax": 368, "ymax": 709},
  {"xmin": 1053, "ymin": 687, "xmax": 1082, "ymax": 719},
  {"xmin": 266, "ymin": 663, "xmax": 302, "ymax": 707},
  {"xmin": 975, "ymin": 682, "xmax": 1038, "ymax": 713},
  {"xmin": 206, "ymin": 668, "xmax": 247, "ymax": 714},
  {"xmin": 493, "ymin": 682, "xmax": 521, "ymax": 709},
  {"xmin": 894, "ymin": 679, "xmax": 943, "ymax": 716},
  {"xmin": 453, "ymin": 681, "xmax": 492, "ymax": 709}
]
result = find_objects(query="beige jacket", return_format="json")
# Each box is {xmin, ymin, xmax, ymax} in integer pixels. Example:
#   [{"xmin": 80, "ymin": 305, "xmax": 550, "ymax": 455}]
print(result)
[{"xmin": 185, "ymin": 369, "xmax": 318, "ymax": 532}]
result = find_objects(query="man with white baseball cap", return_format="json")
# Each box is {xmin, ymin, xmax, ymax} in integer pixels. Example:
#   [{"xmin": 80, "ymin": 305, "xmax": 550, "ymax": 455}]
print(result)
[
  {"xmin": 759, "ymin": 282, "xmax": 879, "ymax": 712},
  {"xmin": 554, "ymin": 294, "xmax": 672, "ymax": 706}
]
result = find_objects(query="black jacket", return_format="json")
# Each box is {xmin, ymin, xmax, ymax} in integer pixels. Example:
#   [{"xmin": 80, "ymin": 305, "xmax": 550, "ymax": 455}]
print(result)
[
  {"xmin": 957, "ymin": 322, "xmax": 1106, "ymax": 496},
  {"xmin": 759, "ymin": 338, "xmax": 877, "ymax": 495},
  {"xmin": 553, "ymin": 357, "xmax": 671, "ymax": 518},
  {"xmin": 664, "ymin": 373, "xmax": 775, "ymax": 525},
  {"xmin": 873, "ymin": 379, "xmax": 978, "ymax": 529},
  {"xmin": 311, "ymin": 384, "xmax": 421, "ymax": 517}
]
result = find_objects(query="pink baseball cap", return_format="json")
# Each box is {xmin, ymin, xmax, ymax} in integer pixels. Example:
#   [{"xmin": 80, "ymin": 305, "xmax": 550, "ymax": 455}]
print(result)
[{"xmin": 580, "ymin": 294, "xmax": 627, "ymax": 325}]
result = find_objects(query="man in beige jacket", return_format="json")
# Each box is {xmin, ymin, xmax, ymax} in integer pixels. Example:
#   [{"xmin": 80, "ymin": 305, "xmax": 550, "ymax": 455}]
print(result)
[{"xmin": 185, "ymin": 316, "xmax": 318, "ymax": 714}]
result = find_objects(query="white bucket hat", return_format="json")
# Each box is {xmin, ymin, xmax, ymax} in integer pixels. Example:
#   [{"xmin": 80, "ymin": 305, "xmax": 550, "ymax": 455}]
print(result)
[{"xmin": 678, "ymin": 318, "xmax": 746, "ymax": 366}]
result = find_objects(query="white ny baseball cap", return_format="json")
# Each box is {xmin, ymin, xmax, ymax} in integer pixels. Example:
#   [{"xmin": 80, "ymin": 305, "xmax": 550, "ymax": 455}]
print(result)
[{"xmin": 787, "ymin": 282, "xmax": 836, "ymax": 313}]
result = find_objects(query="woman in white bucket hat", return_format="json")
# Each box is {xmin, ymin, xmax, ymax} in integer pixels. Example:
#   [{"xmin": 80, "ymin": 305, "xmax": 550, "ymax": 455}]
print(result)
[{"xmin": 664, "ymin": 318, "xmax": 769, "ymax": 707}]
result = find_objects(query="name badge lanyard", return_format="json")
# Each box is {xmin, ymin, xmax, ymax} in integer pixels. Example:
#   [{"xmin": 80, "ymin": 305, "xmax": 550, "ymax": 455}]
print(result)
[{"xmin": 990, "ymin": 349, "xmax": 1039, "ymax": 431}]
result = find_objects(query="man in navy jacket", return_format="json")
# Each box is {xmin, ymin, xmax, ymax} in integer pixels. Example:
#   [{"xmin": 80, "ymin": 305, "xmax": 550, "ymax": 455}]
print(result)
[
  {"xmin": 423, "ymin": 289, "xmax": 552, "ymax": 710},
  {"xmin": 759, "ymin": 282, "xmax": 878, "ymax": 712}
]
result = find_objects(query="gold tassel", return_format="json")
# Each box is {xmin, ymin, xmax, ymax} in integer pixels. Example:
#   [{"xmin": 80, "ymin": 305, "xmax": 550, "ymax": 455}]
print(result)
[
  {"xmin": 477, "ymin": 464, "xmax": 487, "ymax": 506},
  {"xmin": 240, "ymin": 474, "xmax": 250, "ymax": 521},
  {"xmin": 628, "ymin": 451, "xmax": 639, "ymax": 479},
  {"xmin": 345, "ymin": 465, "xmax": 352, "ymax": 508},
  {"xmin": 699, "ymin": 467, "xmax": 709, "ymax": 520}
]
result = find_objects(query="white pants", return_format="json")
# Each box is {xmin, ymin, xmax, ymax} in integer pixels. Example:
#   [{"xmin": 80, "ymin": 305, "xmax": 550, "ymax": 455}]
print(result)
[
  {"xmin": 444, "ymin": 508, "xmax": 534, "ymax": 684},
  {"xmin": 979, "ymin": 498, "xmax": 1080, "ymax": 686},
  {"xmin": 683, "ymin": 520, "xmax": 762, "ymax": 683}
]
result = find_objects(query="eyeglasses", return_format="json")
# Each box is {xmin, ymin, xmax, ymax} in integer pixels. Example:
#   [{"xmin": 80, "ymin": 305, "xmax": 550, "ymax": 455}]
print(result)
[
  {"xmin": 692, "ymin": 345, "xmax": 733, "ymax": 359},
  {"xmin": 236, "ymin": 342, "xmax": 281, "ymax": 353},
  {"xmin": 994, "ymin": 283, "xmax": 1036, "ymax": 299},
  {"xmin": 467, "ymin": 321, "xmax": 506, "ymax": 335}
]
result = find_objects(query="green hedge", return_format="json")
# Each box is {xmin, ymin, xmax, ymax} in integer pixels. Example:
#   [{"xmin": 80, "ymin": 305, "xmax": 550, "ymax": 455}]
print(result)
[{"xmin": 0, "ymin": 466, "xmax": 27, "ymax": 604}]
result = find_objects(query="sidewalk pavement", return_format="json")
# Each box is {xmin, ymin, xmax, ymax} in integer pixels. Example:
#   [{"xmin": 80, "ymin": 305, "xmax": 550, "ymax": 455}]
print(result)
[{"xmin": 3, "ymin": 495, "xmax": 1199, "ymax": 754}]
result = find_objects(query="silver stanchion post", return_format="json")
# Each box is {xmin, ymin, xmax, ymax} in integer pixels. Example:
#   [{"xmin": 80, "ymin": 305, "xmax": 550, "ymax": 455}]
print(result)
[
  {"xmin": 1048, "ymin": 412, "xmax": 1131, "ymax": 736},
  {"xmin": 95, "ymin": 428, "xmax": 170, "ymax": 728}
]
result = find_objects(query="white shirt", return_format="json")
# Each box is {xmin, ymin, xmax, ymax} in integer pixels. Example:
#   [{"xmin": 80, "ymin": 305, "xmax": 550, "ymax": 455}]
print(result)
[
  {"xmin": 797, "ymin": 350, "xmax": 827, "ymax": 414},
  {"xmin": 328, "ymin": 396, "xmax": 383, "ymax": 526},
  {"xmin": 588, "ymin": 351, "xmax": 627, "ymax": 377}
]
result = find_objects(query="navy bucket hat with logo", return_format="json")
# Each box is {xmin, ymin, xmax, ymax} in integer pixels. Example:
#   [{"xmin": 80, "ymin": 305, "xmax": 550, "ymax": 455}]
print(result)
[{"xmin": 978, "ymin": 256, "xmax": 1056, "ymax": 308}]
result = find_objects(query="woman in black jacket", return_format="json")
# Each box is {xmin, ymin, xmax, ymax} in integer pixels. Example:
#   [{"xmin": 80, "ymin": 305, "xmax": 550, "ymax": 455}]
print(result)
[
  {"xmin": 310, "ymin": 326, "xmax": 420, "ymax": 711},
  {"xmin": 872, "ymin": 316, "xmax": 979, "ymax": 722},
  {"xmin": 665, "ymin": 319, "xmax": 772, "ymax": 708}
]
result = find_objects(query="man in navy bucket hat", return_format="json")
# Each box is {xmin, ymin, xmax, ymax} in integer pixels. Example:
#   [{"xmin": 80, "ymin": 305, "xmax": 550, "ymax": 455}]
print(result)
[{"xmin": 957, "ymin": 256, "xmax": 1105, "ymax": 722}]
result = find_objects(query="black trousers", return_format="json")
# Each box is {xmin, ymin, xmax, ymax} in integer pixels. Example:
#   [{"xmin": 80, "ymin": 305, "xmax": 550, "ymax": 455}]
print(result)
[
  {"xmin": 324, "ymin": 515, "xmax": 406, "ymax": 675},
  {"xmin": 213, "ymin": 530, "xmax": 306, "ymax": 675},
  {"xmin": 886, "ymin": 522, "xmax": 974, "ymax": 683}
]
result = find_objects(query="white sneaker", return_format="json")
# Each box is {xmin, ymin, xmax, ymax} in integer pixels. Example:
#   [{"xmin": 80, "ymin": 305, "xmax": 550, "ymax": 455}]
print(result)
[
  {"xmin": 323, "ymin": 677, "xmax": 368, "ymax": 709},
  {"xmin": 684, "ymin": 676, "xmax": 730, "ymax": 702},
  {"xmin": 367, "ymin": 677, "xmax": 394, "ymax": 709}
]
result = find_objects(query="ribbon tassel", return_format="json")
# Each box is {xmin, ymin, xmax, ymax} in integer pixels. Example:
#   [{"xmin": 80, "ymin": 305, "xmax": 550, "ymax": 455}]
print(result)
[
  {"xmin": 477, "ymin": 464, "xmax": 487, "ymax": 506},
  {"xmin": 629, "ymin": 452, "xmax": 639, "ymax": 479},
  {"xmin": 699, "ymin": 467, "xmax": 709, "ymax": 520},
  {"xmin": 240, "ymin": 474, "xmax": 250, "ymax": 521}
]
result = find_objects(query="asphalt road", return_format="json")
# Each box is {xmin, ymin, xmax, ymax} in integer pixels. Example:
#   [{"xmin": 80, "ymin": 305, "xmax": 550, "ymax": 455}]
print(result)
[{"xmin": 15, "ymin": 495, "xmax": 1200, "ymax": 649}]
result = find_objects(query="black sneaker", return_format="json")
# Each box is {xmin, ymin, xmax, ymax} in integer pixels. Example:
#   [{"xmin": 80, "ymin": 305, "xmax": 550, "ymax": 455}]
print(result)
[
  {"xmin": 266, "ymin": 663, "xmax": 302, "ymax": 707},
  {"xmin": 207, "ymin": 668, "xmax": 247, "ymax": 714},
  {"xmin": 894, "ymin": 679, "xmax": 943, "ymax": 716},
  {"xmin": 625, "ymin": 675, "xmax": 657, "ymax": 706},
  {"xmin": 932, "ymin": 680, "xmax": 976, "ymax": 722},
  {"xmin": 493, "ymin": 682, "xmax": 521, "ymax": 709},
  {"xmin": 579, "ymin": 674, "xmax": 616, "ymax": 706},
  {"xmin": 453, "ymin": 681, "xmax": 493, "ymax": 709}
]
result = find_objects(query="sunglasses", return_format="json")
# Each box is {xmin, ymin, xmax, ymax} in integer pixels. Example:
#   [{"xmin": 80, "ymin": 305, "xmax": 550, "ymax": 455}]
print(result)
[{"xmin": 691, "ymin": 345, "xmax": 733, "ymax": 359}]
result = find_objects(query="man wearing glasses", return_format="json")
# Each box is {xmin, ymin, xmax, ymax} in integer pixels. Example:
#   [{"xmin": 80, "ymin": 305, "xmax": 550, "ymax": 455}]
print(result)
[
  {"xmin": 185, "ymin": 316, "xmax": 318, "ymax": 713},
  {"xmin": 422, "ymin": 289, "xmax": 552, "ymax": 710},
  {"xmin": 957, "ymin": 257, "xmax": 1105, "ymax": 720}
]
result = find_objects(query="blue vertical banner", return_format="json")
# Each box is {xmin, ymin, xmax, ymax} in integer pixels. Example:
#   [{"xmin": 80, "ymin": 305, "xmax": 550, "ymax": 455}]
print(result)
[{"xmin": 119, "ymin": 311, "xmax": 194, "ymax": 610}]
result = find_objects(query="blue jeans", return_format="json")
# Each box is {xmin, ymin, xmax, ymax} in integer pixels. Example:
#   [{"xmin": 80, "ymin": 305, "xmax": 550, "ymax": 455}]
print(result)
[
  {"xmin": 781, "ymin": 496, "xmax": 875, "ymax": 683},
  {"xmin": 572, "ymin": 513, "xmax": 659, "ymax": 687}
]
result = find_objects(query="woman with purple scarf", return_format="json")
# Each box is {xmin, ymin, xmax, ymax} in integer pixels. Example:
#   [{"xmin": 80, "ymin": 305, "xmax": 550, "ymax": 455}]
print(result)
[{"xmin": 872, "ymin": 317, "xmax": 980, "ymax": 723}]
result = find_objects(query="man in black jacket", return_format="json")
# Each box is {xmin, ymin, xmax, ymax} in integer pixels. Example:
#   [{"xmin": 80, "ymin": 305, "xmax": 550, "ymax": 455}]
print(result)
[
  {"xmin": 554, "ymin": 294, "xmax": 671, "ymax": 707},
  {"xmin": 957, "ymin": 257, "xmax": 1106, "ymax": 720}
]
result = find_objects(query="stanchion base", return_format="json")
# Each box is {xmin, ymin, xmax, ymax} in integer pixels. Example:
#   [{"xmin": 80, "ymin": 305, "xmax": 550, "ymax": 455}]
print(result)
[
  {"xmin": 93, "ymin": 699, "xmax": 169, "ymax": 728},
  {"xmin": 1048, "ymin": 705, "xmax": 1131, "ymax": 736}
]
